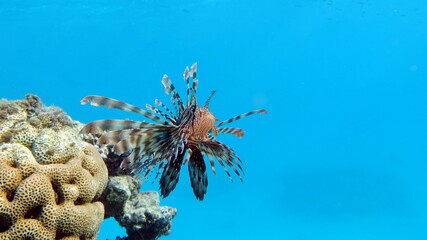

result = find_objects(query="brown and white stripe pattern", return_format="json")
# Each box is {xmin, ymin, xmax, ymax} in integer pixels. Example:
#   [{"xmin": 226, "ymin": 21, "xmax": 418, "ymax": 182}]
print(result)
[{"xmin": 80, "ymin": 63, "xmax": 267, "ymax": 200}]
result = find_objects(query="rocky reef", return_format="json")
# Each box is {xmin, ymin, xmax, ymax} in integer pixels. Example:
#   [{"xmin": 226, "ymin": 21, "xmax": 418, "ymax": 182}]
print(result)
[
  {"xmin": 103, "ymin": 176, "xmax": 176, "ymax": 240},
  {"xmin": 0, "ymin": 95, "xmax": 176, "ymax": 240}
]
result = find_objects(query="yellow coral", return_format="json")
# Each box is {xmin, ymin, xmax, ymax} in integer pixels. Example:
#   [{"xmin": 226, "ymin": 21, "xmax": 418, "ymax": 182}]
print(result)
[
  {"xmin": 0, "ymin": 142, "xmax": 107, "ymax": 240},
  {"xmin": 11, "ymin": 122, "xmax": 39, "ymax": 147},
  {"xmin": 32, "ymin": 127, "xmax": 85, "ymax": 164},
  {"xmin": 0, "ymin": 95, "xmax": 109, "ymax": 239}
]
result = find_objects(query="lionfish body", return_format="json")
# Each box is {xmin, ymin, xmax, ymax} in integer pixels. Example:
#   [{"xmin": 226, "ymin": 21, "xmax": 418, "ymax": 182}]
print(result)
[{"xmin": 81, "ymin": 63, "xmax": 266, "ymax": 200}]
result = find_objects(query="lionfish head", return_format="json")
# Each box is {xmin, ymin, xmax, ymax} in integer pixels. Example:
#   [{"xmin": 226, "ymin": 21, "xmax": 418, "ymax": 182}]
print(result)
[{"xmin": 192, "ymin": 106, "xmax": 218, "ymax": 139}]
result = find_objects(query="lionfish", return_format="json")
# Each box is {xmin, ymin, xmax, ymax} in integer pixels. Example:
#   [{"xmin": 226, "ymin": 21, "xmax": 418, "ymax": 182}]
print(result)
[{"xmin": 80, "ymin": 63, "xmax": 267, "ymax": 200}]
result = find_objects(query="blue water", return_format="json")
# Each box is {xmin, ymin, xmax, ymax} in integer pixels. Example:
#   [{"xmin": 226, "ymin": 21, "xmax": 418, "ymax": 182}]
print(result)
[{"xmin": 1, "ymin": 0, "xmax": 426, "ymax": 239}]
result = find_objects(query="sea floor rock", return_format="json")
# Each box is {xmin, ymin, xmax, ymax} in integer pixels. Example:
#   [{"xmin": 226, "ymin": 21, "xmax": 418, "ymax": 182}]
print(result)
[{"xmin": 103, "ymin": 175, "xmax": 177, "ymax": 240}]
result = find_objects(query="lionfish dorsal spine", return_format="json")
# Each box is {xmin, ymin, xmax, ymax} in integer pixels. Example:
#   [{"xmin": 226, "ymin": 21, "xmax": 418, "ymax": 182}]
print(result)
[
  {"xmin": 184, "ymin": 66, "xmax": 191, "ymax": 105},
  {"xmin": 155, "ymin": 99, "xmax": 176, "ymax": 118},
  {"xmin": 146, "ymin": 103, "xmax": 176, "ymax": 124},
  {"xmin": 189, "ymin": 62, "xmax": 197, "ymax": 78},
  {"xmin": 161, "ymin": 75, "xmax": 185, "ymax": 114}
]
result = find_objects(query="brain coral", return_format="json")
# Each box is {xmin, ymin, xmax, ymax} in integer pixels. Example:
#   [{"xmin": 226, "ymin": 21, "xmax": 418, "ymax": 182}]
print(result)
[{"xmin": 0, "ymin": 95, "xmax": 108, "ymax": 240}]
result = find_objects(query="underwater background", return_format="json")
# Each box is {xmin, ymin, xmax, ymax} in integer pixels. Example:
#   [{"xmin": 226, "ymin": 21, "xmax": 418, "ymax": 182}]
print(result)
[{"xmin": 0, "ymin": 0, "xmax": 426, "ymax": 239}]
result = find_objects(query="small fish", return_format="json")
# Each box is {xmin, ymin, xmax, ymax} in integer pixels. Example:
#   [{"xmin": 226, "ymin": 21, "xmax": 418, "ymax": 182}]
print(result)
[{"xmin": 80, "ymin": 63, "xmax": 267, "ymax": 200}]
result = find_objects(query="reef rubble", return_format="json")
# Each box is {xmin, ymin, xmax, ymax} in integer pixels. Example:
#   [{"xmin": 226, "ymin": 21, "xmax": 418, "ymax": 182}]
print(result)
[
  {"xmin": 0, "ymin": 95, "xmax": 176, "ymax": 240},
  {"xmin": 103, "ymin": 176, "xmax": 177, "ymax": 240}
]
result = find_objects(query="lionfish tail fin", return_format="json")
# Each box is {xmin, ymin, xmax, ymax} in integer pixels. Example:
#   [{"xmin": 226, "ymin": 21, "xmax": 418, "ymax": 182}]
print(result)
[
  {"xmin": 159, "ymin": 150, "xmax": 186, "ymax": 198},
  {"xmin": 188, "ymin": 148, "xmax": 208, "ymax": 200}
]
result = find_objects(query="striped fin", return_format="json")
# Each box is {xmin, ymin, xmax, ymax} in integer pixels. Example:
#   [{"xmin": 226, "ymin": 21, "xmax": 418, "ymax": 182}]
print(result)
[
  {"xmin": 81, "ymin": 95, "xmax": 169, "ymax": 125},
  {"xmin": 176, "ymin": 105, "xmax": 197, "ymax": 127},
  {"xmin": 143, "ymin": 159, "xmax": 165, "ymax": 184},
  {"xmin": 111, "ymin": 134, "xmax": 158, "ymax": 173},
  {"xmin": 146, "ymin": 104, "xmax": 176, "ymax": 124},
  {"xmin": 185, "ymin": 63, "xmax": 198, "ymax": 105},
  {"xmin": 140, "ymin": 158, "xmax": 159, "ymax": 178},
  {"xmin": 216, "ymin": 157, "xmax": 234, "ymax": 183},
  {"xmin": 98, "ymin": 129, "xmax": 159, "ymax": 145},
  {"xmin": 120, "ymin": 146, "xmax": 145, "ymax": 173},
  {"xmin": 189, "ymin": 62, "xmax": 197, "ymax": 78},
  {"xmin": 184, "ymin": 148, "xmax": 192, "ymax": 165},
  {"xmin": 112, "ymin": 133, "xmax": 152, "ymax": 156},
  {"xmin": 204, "ymin": 90, "xmax": 216, "ymax": 108},
  {"xmin": 161, "ymin": 75, "xmax": 184, "ymax": 114},
  {"xmin": 80, "ymin": 120, "xmax": 162, "ymax": 134},
  {"xmin": 206, "ymin": 153, "xmax": 216, "ymax": 175},
  {"xmin": 213, "ymin": 140, "xmax": 245, "ymax": 167},
  {"xmin": 154, "ymin": 161, "xmax": 165, "ymax": 181},
  {"xmin": 113, "ymin": 139, "xmax": 134, "ymax": 156},
  {"xmin": 79, "ymin": 121, "xmax": 103, "ymax": 134},
  {"xmin": 188, "ymin": 148, "xmax": 208, "ymax": 200},
  {"xmin": 217, "ymin": 109, "xmax": 267, "ymax": 127},
  {"xmin": 224, "ymin": 156, "xmax": 243, "ymax": 183},
  {"xmin": 190, "ymin": 79, "xmax": 199, "ymax": 105},
  {"xmin": 105, "ymin": 128, "xmax": 180, "ymax": 171},
  {"xmin": 99, "ymin": 129, "xmax": 133, "ymax": 145},
  {"xmin": 198, "ymin": 140, "xmax": 244, "ymax": 182},
  {"xmin": 155, "ymin": 99, "xmax": 175, "ymax": 118},
  {"xmin": 183, "ymin": 66, "xmax": 191, "ymax": 105},
  {"xmin": 159, "ymin": 149, "xmax": 186, "ymax": 198},
  {"xmin": 217, "ymin": 127, "xmax": 244, "ymax": 138},
  {"xmin": 183, "ymin": 66, "xmax": 190, "ymax": 80}
]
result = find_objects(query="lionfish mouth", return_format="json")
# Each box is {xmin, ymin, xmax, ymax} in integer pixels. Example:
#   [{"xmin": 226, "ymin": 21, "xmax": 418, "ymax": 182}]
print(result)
[{"xmin": 80, "ymin": 63, "xmax": 267, "ymax": 200}]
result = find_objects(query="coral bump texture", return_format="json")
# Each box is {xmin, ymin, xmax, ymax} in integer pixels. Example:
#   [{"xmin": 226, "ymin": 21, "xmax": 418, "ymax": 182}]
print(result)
[{"xmin": 0, "ymin": 95, "xmax": 108, "ymax": 240}]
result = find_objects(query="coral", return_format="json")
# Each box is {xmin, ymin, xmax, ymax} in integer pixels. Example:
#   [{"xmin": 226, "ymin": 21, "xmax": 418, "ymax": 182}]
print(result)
[
  {"xmin": 0, "ymin": 95, "xmax": 108, "ymax": 239},
  {"xmin": 35, "ymin": 106, "xmax": 73, "ymax": 130},
  {"xmin": 0, "ymin": 99, "xmax": 19, "ymax": 119},
  {"xmin": 0, "ymin": 95, "xmax": 178, "ymax": 240},
  {"xmin": 10, "ymin": 122, "xmax": 39, "ymax": 147},
  {"xmin": 102, "ymin": 175, "xmax": 177, "ymax": 240},
  {"xmin": 0, "ymin": 142, "xmax": 108, "ymax": 239},
  {"xmin": 32, "ymin": 127, "xmax": 85, "ymax": 164}
]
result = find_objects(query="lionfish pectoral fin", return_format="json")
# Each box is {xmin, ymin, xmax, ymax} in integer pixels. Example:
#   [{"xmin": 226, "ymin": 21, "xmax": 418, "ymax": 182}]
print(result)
[
  {"xmin": 217, "ymin": 109, "xmax": 267, "ymax": 127},
  {"xmin": 217, "ymin": 127, "xmax": 245, "ymax": 138},
  {"xmin": 199, "ymin": 140, "xmax": 244, "ymax": 183},
  {"xmin": 159, "ymin": 149, "xmax": 186, "ymax": 198},
  {"xmin": 81, "ymin": 95, "xmax": 169, "ymax": 125},
  {"xmin": 80, "ymin": 121, "xmax": 104, "ymax": 134},
  {"xmin": 188, "ymin": 148, "xmax": 208, "ymax": 201}
]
